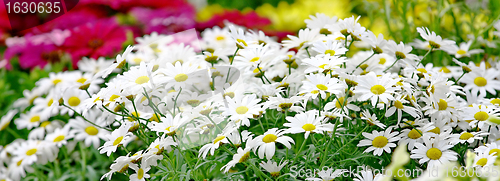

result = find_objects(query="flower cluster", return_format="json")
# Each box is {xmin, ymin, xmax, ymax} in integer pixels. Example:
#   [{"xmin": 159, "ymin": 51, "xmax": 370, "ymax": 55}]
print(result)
[{"xmin": 2, "ymin": 13, "xmax": 500, "ymax": 181}]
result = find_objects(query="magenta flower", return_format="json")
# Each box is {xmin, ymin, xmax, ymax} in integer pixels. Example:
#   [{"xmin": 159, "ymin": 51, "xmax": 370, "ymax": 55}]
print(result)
[
  {"xmin": 62, "ymin": 19, "xmax": 127, "ymax": 66},
  {"xmin": 4, "ymin": 43, "xmax": 60, "ymax": 69}
]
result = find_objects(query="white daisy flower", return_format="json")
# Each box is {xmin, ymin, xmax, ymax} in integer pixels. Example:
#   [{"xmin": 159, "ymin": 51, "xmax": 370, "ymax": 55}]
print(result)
[
  {"xmin": 300, "ymin": 74, "xmax": 346, "ymax": 99},
  {"xmin": 220, "ymin": 146, "xmax": 252, "ymax": 173},
  {"xmin": 223, "ymin": 94, "xmax": 263, "ymax": 127},
  {"xmin": 99, "ymin": 124, "xmax": 133, "ymax": 156},
  {"xmin": 198, "ymin": 133, "xmax": 229, "ymax": 159},
  {"xmin": 360, "ymin": 110, "xmax": 385, "ymax": 129},
  {"xmin": 283, "ymin": 28, "xmax": 320, "ymax": 50},
  {"xmin": 384, "ymin": 95, "xmax": 421, "ymax": 125},
  {"xmin": 253, "ymin": 128, "xmax": 294, "ymax": 160},
  {"xmin": 357, "ymin": 127, "xmax": 400, "ymax": 156},
  {"xmin": 459, "ymin": 65, "xmax": 500, "ymax": 97},
  {"xmin": 129, "ymin": 162, "xmax": 151, "ymax": 181},
  {"xmin": 353, "ymin": 72, "xmax": 400, "ymax": 106},
  {"xmin": 61, "ymin": 88, "xmax": 89, "ymax": 116},
  {"xmin": 68, "ymin": 112, "xmax": 110, "ymax": 149},
  {"xmin": 450, "ymin": 131, "xmax": 488, "ymax": 145},
  {"xmin": 259, "ymin": 159, "xmax": 288, "ymax": 177},
  {"xmin": 384, "ymin": 40, "xmax": 419, "ymax": 67},
  {"xmin": 472, "ymin": 153, "xmax": 497, "ymax": 168},
  {"xmin": 0, "ymin": 109, "xmax": 18, "ymax": 131},
  {"xmin": 416, "ymin": 27, "xmax": 455, "ymax": 50},
  {"xmin": 398, "ymin": 122, "xmax": 435, "ymax": 150},
  {"xmin": 410, "ymin": 135, "xmax": 458, "ymax": 169},
  {"xmin": 306, "ymin": 168, "xmax": 346, "ymax": 181},
  {"xmin": 14, "ymin": 110, "xmax": 47, "ymax": 130},
  {"xmin": 311, "ymin": 39, "xmax": 347, "ymax": 56},
  {"xmin": 443, "ymin": 40, "xmax": 483, "ymax": 58},
  {"xmin": 95, "ymin": 45, "xmax": 134, "ymax": 79},
  {"xmin": 44, "ymin": 126, "xmax": 72, "ymax": 147},
  {"xmin": 284, "ymin": 110, "xmax": 333, "ymax": 139},
  {"xmin": 305, "ymin": 13, "xmax": 338, "ymax": 31}
]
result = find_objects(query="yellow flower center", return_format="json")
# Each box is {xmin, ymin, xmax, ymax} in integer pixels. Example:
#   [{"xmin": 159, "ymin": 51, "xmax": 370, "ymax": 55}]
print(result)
[
  {"xmin": 77, "ymin": 78, "xmax": 87, "ymax": 84},
  {"xmin": 428, "ymin": 127, "xmax": 440, "ymax": 134},
  {"xmin": 378, "ymin": 58, "xmax": 386, "ymax": 64},
  {"xmin": 408, "ymin": 129, "xmax": 422, "ymax": 139},
  {"xmin": 239, "ymin": 151, "xmax": 250, "ymax": 163},
  {"xmin": 133, "ymin": 58, "xmax": 142, "ymax": 64},
  {"xmin": 26, "ymin": 148, "xmax": 37, "ymax": 156},
  {"xmin": 40, "ymin": 121, "xmax": 50, "ymax": 128},
  {"xmin": 335, "ymin": 97, "xmax": 345, "ymax": 109},
  {"xmin": 372, "ymin": 136, "xmax": 388, "ymax": 148},
  {"xmin": 370, "ymin": 85, "xmax": 386, "ymax": 95},
  {"xmin": 474, "ymin": 111, "xmax": 489, "ymax": 121},
  {"xmin": 236, "ymin": 106, "xmax": 249, "ymax": 114},
  {"xmin": 459, "ymin": 132, "xmax": 474, "ymax": 140},
  {"xmin": 17, "ymin": 159, "xmax": 23, "ymax": 166},
  {"xmin": 394, "ymin": 100, "xmax": 404, "ymax": 109},
  {"xmin": 85, "ymin": 126, "xmax": 99, "ymax": 135},
  {"xmin": 395, "ymin": 51, "xmax": 406, "ymax": 59},
  {"xmin": 476, "ymin": 158, "xmax": 488, "ymax": 167},
  {"xmin": 137, "ymin": 168, "xmax": 144, "ymax": 179},
  {"xmin": 262, "ymin": 134, "xmax": 278, "ymax": 143},
  {"xmin": 316, "ymin": 84, "xmax": 328, "ymax": 91},
  {"xmin": 491, "ymin": 98, "xmax": 500, "ymax": 105},
  {"xmin": 437, "ymin": 99, "xmax": 448, "ymax": 111},
  {"xmin": 47, "ymin": 99, "xmax": 54, "ymax": 107},
  {"xmin": 113, "ymin": 136, "xmax": 124, "ymax": 146},
  {"xmin": 53, "ymin": 135, "xmax": 65, "ymax": 142},
  {"xmin": 324, "ymin": 50, "xmax": 336, "ymax": 56},
  {"xmin": 216, "ymin": 35, "xmax": 225, "ymax": 41},
  {"xmin": 457, "ymin": 50, "xmax": 467, "ymax": 55},
  {"xmin": 489, "ymin": 149, "xmax": 500, "ymax": 156},
  {"xmin": 30, "ymin": 115, "xmax": 40, "ymax": 123},
  {"xmin": 302, "ymin": 123, "xmax": 316, "ymax": 132},
  {"xmin": 53, "ymin": 79, "xmax": 62, "ymax": 85},
  {"xmin": 68, "ymin": 96, "xmax": 81, "ymax": 107},
  {"xmin": 474, "ymin": 77, "xmax": 487, "ymax": 87},
  {"xmin": 174, "ymin": 73, "xmax": 188, "ymax": 82},
  {"xmin": 250, "ymin": 57, "xmax": 260, "ymax": 62},
  {"xmin": 426, "ymin": 148, "xmax": 442, "ymax": 160},
  {"xmin": 109, "ymin": 95, "xmax": 120, "ymax": 102},
  {"xmin": 439, "ymin": 67, "xmax": 451, "ymax": 73},
  {"xmin": 236, "ymin": 39, "xmax": 248, "ymax": 47},
  {"xmin": 135, "ymin": 76, "xmax": 150, "ymax": 84},
  {"xmin": 213, "ymin": 135, "xmax": 226, "ymax": 144}
]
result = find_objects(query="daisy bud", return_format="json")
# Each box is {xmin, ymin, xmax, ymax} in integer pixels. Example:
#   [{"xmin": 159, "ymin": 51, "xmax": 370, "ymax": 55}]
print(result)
[
  {"xmin": 114, "ymin": 104, "xmax": 124, "ymax": 112},
  {"xmin": 126, "ymin": 95, "xmax": 135, "ymax": 101},
  {"xmin": 373, "ymin": 46, "xmax": 383, "ymax": 54},
  {"xmin": 462, "ymin": 66, "xmax": 472, "ymax": 73},
  {"xmin": 58, "ymin": 98, "xmax": 64, "ymax": 105},
  {"xmin": 205, "ymin": 55, "xmax": 219, "ymax": 64},
  {"xmin": 116, "ymin": 60, "xmax": 127, "ymax": 69},
  {"xmin": 79, "ymin": 83, "xmax": 90, "ymax": 90},
  {"xmin": 128, "ymin": 123, "xmax": 140, "ymax": 132},
  {"xmin": 319, "ymin": 28, "xmax": 332, "ymax": 35},
  {"xmin": 359, "ymin": 64, "xmax": 369, "ymax": 70}
]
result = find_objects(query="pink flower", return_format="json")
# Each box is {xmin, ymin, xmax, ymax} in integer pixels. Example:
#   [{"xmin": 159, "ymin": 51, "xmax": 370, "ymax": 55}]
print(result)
[
  {"xmin": 62, "ymin": 19, "xmax": 127, "ymax": 66},
  {"xmin": 4, "ymin": 43, "xmax": 60, "ymax": 69},
  {"xmin": 196, "ymin": 10, "xmax": 272, "ymax": 30},
  {"xmin": 129, "ymin": 5, "xmax": 196, "ymax": 34}
]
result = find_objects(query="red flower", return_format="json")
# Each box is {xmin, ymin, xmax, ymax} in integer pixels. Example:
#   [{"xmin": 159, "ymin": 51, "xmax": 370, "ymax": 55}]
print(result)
[
  {"xmin": 62, "ymin": 19, "xmax": 127, "ymax": 67},
  {"xmin": 4, "ymin": 43, "xmax": 60, "ymax": 69},
  {"xmin": 196, "ymin": 10, "xmax": 271, "ymax": 30}
]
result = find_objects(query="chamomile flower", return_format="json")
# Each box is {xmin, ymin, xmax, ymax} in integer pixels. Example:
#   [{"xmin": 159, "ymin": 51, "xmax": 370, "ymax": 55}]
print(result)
[
  {"xmin": 463, "ymin": 104, "xmax": 500, "ymax": 129},
  {"xmin": 416, "ymin": 27, "xmax": 455, "ymax": 50},
  {"xmin": 410, "ymin": 135, "xmax": 458, "ymax": 169},
  {"xmin": 265, "ymin": 94, "xmax": 304, "ymax": 112},
  {"xmin": 150, "ymin": 114, "xmax": 190, "ymax": 136},
  {"xmin": 443, "ymin": 40, "xmax": 483, "ymax": 58},
  {"xmin": 198, "ymin": 133, "xmax": 229, "ymax": 159},
  {"xmin": 360, "ymin": 110, "xmax": 386, "ymax": 129},
  {"xmin": 259, "ymin": 159, "xmax": 288, "ymax": 177},
  {"xmin": 306, "ymin": 168, "xmax": 346, "ymax": 181},
  {"xmin": 159, "ymin": 61, "xmax": 201, "ymax": 90},
  {"xmin": 354, "ymin": 72, "xmax": 400, "ymax": 106},
  {"xmin": 233, "ymin": 44, "xmax": 275, "ymax": 67},
  {"xmin": 283, "ymin": 28, "xmax": 320, "ymax": 50},
  {"xmin": 0, "ymin": 109, "xmax": 17, "ymax": 131},
  {"xmin": 302, "ymin": 54, "xmax": 347, "ymax": 74},
  {"xmin": 119, "ymin": 62, "xmax": 159, "ymax": 94},
  {"xmin": 473, "ymin": 153, "xmax": 497, "ymax": 169},
  {"xmin": 61, "ymin": 89, "xmax": 89, "ymax": 116},
  {"xmin": 300, "ymin": 74, "xmax": 345, "ymax": 99},
  {"xmin": 96, "ymin": 45, "xmax": 134, "ymax": 79},
  {"xmin": 450, "ymin": 131, "xmax": 488, "ymax": 145},
  {"xmin": 398, "ymin": 122, "xmax": 435, "ymax": 150},
  {"xmin": 460, "ymin": 65, "xmax": 500, "ymax": 97},
  {"xmin": 253, "ymin": 128, "xmax": 294, "ymax": 160},
  {"xmin": 129, "ymin": 162, "xmax": 151, "ymax": 181},
  {"xmin": 14, "ymin": 110, "xmax": 47, "ymax": 130},
  {"xmin": 385, "ymin": 95, "xmax": 421, "ymax": 125},
  {"xmin": 305, "ymin": 13, "xmax": 338, "ymax": 31},
  {"xmin": 284, "ymin": 110, "xmax": 333, "ymax": 139},
  {"xmin": 12, "ymin": 140, "xmax": 42, "ymax": 165},
  {"xmin": 311, "ymin": 39, "xmax": 347, "ymax": 56},
  {"xmin": 44, "ymin": 127, "xmax": 72, "ymax": 147},
  {"xmin": 357, "ymin": 127, "xmax": 400, "ymax": 156},
  {"xmin": 384, "ymin": 41, "xmax": 419, "ymax": 67},
  {"xmin": 220, "ymin": 146, "xmax": 252, "ymax": 173},
  {"xmin": 68, "ymin": 113, "xmax": 110, "ymax": 149},
  {"xmin": 224, "ymin": 94, "xmax": 263, "ymax": 127},
  {"xmin": 99, "ymin": 124, "xmax": 133, "ymax": 156}
]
